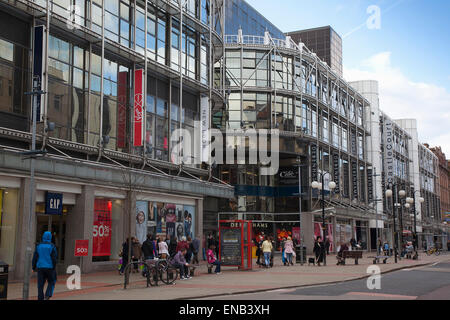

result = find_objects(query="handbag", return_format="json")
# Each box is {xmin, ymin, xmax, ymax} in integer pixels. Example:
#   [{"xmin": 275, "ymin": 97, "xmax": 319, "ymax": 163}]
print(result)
[{"xmin": 292, "ymin": 250, "xmax": 296, "ymax": 258}]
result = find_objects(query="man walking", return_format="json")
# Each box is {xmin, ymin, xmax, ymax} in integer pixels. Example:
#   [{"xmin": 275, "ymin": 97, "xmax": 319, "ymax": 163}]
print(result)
[{"xmin": 32, "ymin": 231, "xmax": 58, "ymax": 300}]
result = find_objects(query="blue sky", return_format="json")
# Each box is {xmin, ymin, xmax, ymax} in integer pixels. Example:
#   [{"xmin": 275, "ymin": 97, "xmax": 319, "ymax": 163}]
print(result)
[
  {"xmin": 246, "ymin": 0, "xmax": 450, "ymax": 154},
  {"xmin": 245, "ymin": 0, "xmax": 450, "ymax": 90}
]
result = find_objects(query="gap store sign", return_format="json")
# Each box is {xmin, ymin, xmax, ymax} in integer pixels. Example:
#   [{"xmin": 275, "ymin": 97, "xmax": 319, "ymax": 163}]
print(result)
[{"xmin": 45, "ymin": 192, "xmax": 63, "ymax": 215}]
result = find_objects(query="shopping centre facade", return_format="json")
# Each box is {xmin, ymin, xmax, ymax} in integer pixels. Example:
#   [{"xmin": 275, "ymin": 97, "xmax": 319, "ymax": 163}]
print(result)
[
  {"xmin": 0, "ymin": 0, "xmax": 448, "ymax": 280},
  {"xmin": 0, "ymin": 0, "xmax": 235, "ymax": 279}
]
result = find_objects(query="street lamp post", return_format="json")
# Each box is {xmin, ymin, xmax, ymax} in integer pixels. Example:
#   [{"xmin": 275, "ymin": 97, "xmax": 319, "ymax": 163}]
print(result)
[
  {"xmin": 398, "ymin": 189, "xmax": 406, "ymax": 251},
  {"xmin": 406, "ymin": 191, "xmax": 424, "ymax": 259},
  {"xmin": 385, "ymin": 186, "xmax": 398, "ymax": 263},
  {"xmin": 312, "ymin": 173, "xmax": 336, "ymax": 267}
]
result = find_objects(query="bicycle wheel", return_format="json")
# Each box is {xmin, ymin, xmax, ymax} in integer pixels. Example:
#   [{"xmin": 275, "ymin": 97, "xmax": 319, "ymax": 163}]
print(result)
[
  {"xmin": 435, "ymin": 250, "xmax": 440, "ymax": 256},
  {"xmin": 160, "ymin": 267, "xmax": 178, "ymax": 285},
  {"xmin": 147, "ymin": 266, "xmax": 159, "ymax": 287},
  {"xmin": 426, "ymin": 250, "xmax": 432, "ymax": 256}
]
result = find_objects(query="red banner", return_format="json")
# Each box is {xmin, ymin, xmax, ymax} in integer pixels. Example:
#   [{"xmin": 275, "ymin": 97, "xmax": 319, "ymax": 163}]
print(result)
[
  {"xmin": 75, "ymin": 240, "xmax": 89, "ymax": 257},
  {"xmin": 133, "ymin": 69, "xmax": 144, "ymax": 147},
  {"xmin": 117, "ymin": 71, "xmax": 127, "ymax": 148},
  {"xmin": 93, "ymin": 199, "xmax": 112, "ymax": 257}
]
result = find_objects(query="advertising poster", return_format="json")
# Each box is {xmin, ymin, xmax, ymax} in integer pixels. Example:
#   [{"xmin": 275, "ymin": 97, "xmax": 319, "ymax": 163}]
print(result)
[
  {"xmin": 314, "ymin": 222, "xmax": 322, "ymax": 240},
  {"xmin": 292, "ymin": 227, "xmax": 300, "ymax": 243},
  {"xmin": 220, "ymin": 228, "xmax": 242, "ymax": 266},
  {"xmin": 135, "ymin": 201, "xmax": 148, "ymax": 244},
  {"xmin": 176, "ymin": 222, "xmax": 184, "ymax": 239},
  {"xmin": 183, "ymin": 206, "xmax": 195, "ymax": 238},
  {"xmin": 93, "ymin": 199, "xmax": 112, "ymax": 257}
]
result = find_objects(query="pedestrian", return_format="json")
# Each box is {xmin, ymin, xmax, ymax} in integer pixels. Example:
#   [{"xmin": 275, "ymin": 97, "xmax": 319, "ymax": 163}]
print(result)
[
  {"xmin": 142, "ymin": 234, "xmax": 155, "ymax": 260},
  {"xmin": 169, "ymin": 236, "xmax": 178, "ymax": 257},
  {"xmin": 206, "ymin": 244, "xmax": 222, "ymax": 274},
  {"xmin": 281, "ymin": 237, "xmax": 287, "ymax": 266},
  {"xmin": 313, "ymin": 236, "xmax": 325, "ymax": 266},
  {"xmin": 377, "ymin": 238, "xmax": 383, "ymax": 254},
  {"xmin": 132, "ymin": 236, "xmax": 142, "ymax": 273},
  {"xmin": 158, "ymin": 235, "xmax": 169, "ymax": 259},
  {"xmin": 284, "ymin": 236, "xmax": 295, "ymax": 266},
  {"xmin": 213, "ymin": 231, "xmax": 220, "ymax": 258},
  {"xmin": 120, "ymin": 237, "xmax": 133, "ymax": 274},
  {"xmin": 186, "ymin": 236, "xmax": 194, "ymax": 263},
  {"xmin": 173, "ymin": 248, "xmax": 191, "ymax": 280},
  {"xmin": 262, "ymin": 236, "xmax": 273, "ymax": 268},
  {"xmin": 207, "ymin": 233, "xmax": 214, "ymax": 250},
  {"xmin": 336, "ymin": 242, "xmax": 349, "ymax": 265},
  {"xmin": 191, "ymin": 236, "xmax": 200, "ymax": 265},
  {"xmin": 177, "ymin": 236, "xmax": 189, "ymax": 253},
  {"xmin": 270, "ymin": 236, "xmax": 275, "ymax": 267},
  {"xmin": 383, "ymin": 242, "xmax": 390, "ymax": 256},
  {"xmin": 325, "ymin": 237, "xmax": 331, "ymax": 255},
  {"xmin": 350, "ymin": 238, "xmax": 357, "ymax": 250},
  {"xmin": 256, "ymin": 235, "xmax": 263, "ymax": 267},
  {"xmin": 32, "ymin": 231, "xmax": 58, "ymax": 300}
]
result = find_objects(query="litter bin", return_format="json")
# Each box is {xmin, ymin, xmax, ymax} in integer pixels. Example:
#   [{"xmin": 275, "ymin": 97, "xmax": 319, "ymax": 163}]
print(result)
[
  {"xmin": 0, "ymin": 261, "xmax": 8, "ymax": 300},
  {"xmin": 295, "ymin": 246, "xmax": 306, "ymax": 264}
]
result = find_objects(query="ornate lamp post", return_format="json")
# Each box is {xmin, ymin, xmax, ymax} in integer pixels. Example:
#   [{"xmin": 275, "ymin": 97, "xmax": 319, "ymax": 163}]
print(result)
[
  {"xmin": 312, "ymin": 173, "xmax": 336, "ymax": 266},
  {"xmin": 406, "ymin": 192, "xmax": 424, "ymax": 258},
  {"xmin": 385, "ymin": 187, "xmax": 398, "ymax": 263}
]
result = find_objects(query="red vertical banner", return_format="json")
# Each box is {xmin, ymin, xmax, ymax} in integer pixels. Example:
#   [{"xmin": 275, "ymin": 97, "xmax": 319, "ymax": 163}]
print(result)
[
  {"xmin": 327, "ymin": 223, "xmax": 334, "ymax": 252},
  {"xmin": 133, "ymin": 69, "xmax": 144, "ymax": 147},
  {"xmin": 117, "ymin": 71, "xmax": 127, "ymax": 148},
  {"xmin": 93, "ymin": 199, "xmax": 112, "ymax": 257}
]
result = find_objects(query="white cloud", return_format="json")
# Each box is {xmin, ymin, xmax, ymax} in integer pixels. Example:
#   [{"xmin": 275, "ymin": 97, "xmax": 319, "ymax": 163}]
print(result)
[{"xmin": 344, "ymin": 52, "xmax": 450, "ymax": 156}]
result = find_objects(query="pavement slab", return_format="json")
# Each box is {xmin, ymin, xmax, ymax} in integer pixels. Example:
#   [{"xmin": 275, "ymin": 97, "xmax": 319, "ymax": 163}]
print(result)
[{"xmin": 7, "ymin": 252, "xmax": 450, "ymax": 300}]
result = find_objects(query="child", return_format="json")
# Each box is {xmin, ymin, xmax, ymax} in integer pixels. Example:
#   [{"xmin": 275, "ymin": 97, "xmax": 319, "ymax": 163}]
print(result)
[{"xmin": 206, "ymin": 244, "xmax": 221, "ymax": 274}]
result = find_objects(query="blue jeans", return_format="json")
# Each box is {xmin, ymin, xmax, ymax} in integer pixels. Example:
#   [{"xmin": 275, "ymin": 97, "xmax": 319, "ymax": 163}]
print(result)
[
  {"xmin": 212, "ymin": 260, "xmax": 221, "ymax": 273},
  {"xmin": 37, "ymin": 268, "xmax": 56, "ymax": 300},
  {"xmin": 264, "ymin": 252, "xmax": 271, "ymax": 266},
  {"xmin": 286, "ymin": 253, "xmax": 293, "ymax": 264}
]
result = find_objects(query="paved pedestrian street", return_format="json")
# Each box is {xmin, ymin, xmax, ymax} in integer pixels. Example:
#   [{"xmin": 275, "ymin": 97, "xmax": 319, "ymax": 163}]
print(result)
[{"xmin": 7, "ymin": 253, "xmax": 450, "ymax": 300}]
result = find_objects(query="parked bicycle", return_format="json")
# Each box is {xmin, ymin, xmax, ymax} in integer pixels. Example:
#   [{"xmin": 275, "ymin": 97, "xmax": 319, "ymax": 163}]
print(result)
[{"xmin": 426, "ymin": 247, "xmax": 441, "ymax": 256}]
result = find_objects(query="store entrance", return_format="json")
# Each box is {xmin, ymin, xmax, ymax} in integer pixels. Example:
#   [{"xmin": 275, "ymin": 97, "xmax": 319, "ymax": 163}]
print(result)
[{"xmin": 35, "ymin": 204, "xmax": 70, "ymax": 264}]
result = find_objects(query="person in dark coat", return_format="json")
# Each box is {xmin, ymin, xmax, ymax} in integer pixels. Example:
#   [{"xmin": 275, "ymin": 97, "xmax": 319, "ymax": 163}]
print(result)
[
  {"xmin": 313, "ymin": 236, "xmax": 325, "ymax": 266},
  {"xmin": 32, "ymin": 231, "xmax": 58, "ymax": 300},
  {"xmin": 141, "ymin": 234, "xmax": 156, "ymax": 260},
  {"xmin": 169, "ymin": 236, "xmax": 178, "ymax": 257},
  {"xmin": 120, "ymin": 237, "xmax": 133, "ymax": 274},
  {"xmin": 325, "ymin": 237, "xmax": 331, "ymax": 255}
]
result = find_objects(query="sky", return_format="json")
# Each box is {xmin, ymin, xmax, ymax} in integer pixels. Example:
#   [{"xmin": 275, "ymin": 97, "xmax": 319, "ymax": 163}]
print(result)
[{"xmin": 245, "ymin": 0, "xmax": 450, "ymax": 156}]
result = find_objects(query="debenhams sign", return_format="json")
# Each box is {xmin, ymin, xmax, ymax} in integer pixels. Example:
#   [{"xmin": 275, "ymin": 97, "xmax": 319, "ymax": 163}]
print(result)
[{"xmin": 384, "ymin": 119, "xmax": 394, "ymax": 185}]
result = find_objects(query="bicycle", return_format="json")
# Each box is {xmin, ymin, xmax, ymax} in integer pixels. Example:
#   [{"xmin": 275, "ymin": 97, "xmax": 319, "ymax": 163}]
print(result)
[
  {"xmin": 157, "ymin": 256, "xmax": 179, "ymax": 285},
  {"xmin": 123, "ymin": 258, "xmax": 150, "ymax": 289},
  {"xmin": 426, "ymin": 247, "xmax": 441, "ymax": 256}
]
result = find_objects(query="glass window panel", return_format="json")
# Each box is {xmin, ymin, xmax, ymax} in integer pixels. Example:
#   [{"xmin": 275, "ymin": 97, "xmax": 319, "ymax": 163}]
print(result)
[
  {"xmin": 0, "ymin": 39, "xmax": 14, "ymax": 61},
  {"xmin": 105, "ymin": 0, "xmax": 119, "ymax": 14},
  {"xmin": 120, "ymin": 2, "xmax": 129, "ymax": 20}
]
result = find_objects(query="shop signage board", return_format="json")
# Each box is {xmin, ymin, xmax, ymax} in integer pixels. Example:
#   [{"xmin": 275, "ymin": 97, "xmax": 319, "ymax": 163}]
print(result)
[
  {"xmin": 384, "ymin": 119, "xmax": 394, "ymax": 185},
  {"xmin": 45, "ymin": 192, "xmax": 63, "ymax": 215},
  {"xmin": 200, "ymin": 96, "xmax": 209, "ymax": 163},
  {"xmin": 367, "ymin": 168, "xmax": 373, "ymax": 202},
  {"xmin": 75, "ymin": 240, "xmax": 89, "ymax": 257},
  {"xmin": 311, "ymin": 144, "xmax": 318, "ymax": 182},
  {"xmin": 351, "ymin": 161, "xmax": 358, "ymax": 199},
  {"xmin": 333, "ymin": 153, "xmax": 340, "ymax": 193},
  {"xmin": 133, "ymin": 69, "xmax": 144, "ymax": 147}
]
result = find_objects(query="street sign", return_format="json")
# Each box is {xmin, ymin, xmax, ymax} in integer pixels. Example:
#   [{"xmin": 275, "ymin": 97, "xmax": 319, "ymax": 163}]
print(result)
[{"xmin": 75, "ymin": 240, "xmax": 89, "ymax": 257}]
